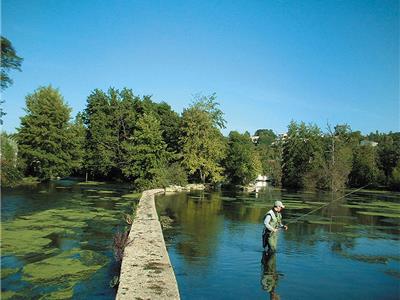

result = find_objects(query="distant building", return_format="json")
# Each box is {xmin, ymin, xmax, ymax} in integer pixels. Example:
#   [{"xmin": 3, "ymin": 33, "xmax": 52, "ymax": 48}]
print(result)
[
  {"xmin": 251, "ymin": 136, "xmax": 259, "ymax": 143},
  {"xmin": 360, "ymin": 140, "xmax": 378, "ymax": 147},
  {"xmin": 255, "ymin": 174, "xmax": 268, "ymax": 188}
]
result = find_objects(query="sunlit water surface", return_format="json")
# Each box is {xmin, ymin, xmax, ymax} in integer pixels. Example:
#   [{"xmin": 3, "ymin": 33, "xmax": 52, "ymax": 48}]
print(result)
[{"xmin": 156, "ymin": 188, "xmax": 400, "ymax": 300}]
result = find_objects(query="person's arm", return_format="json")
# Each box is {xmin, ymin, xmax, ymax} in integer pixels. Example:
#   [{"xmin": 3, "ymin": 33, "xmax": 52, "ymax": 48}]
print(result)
[
  {"xmin": 264, "ymin": 214, "xmax": 275, "ymax": 232},
  {"xmin": 278, "ymin": 214, "xmax": 288, "ymax": 230}
]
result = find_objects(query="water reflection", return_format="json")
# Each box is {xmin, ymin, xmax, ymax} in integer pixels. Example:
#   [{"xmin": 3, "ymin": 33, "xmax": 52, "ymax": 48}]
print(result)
[{"xmin": 261, "ymin": 252, "xmax": 280, "ymax": 300}]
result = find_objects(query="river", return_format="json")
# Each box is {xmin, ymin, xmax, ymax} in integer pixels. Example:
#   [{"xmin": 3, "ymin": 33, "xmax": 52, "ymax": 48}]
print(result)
[{"xmin": 156, "ymin": 188, "xmax": 400, "ymax": 300}]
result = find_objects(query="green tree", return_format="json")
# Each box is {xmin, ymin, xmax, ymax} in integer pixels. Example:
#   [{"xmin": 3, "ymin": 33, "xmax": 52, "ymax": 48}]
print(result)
[
  {"xmin": 349, "ymin": 144, "xmax": 378, "ymax": 187},
  {"xmin": 190, "ymin": 93, "xmax": 226, "ymax": 129},
  {"xmin": 69, "ymin": 113, "xmax": 86, "ymax": 175},
  {"xmin": 0, "ymin": 132, "xmax": 22, "ymax": 186},
  {"xmin": 1, "ymin": 36, "xmax": 23, "ymax": 124},
  {"xmin": 224, "ymin": 131, "xmax": 261, "ymax": 185},
  {"xmin": 255, "ymin": 129, "xmax": 277, "ymax": 146},
  {"xmin": 83, "ymin": 88, "xmax": 123, "ymax": 178},
  {"xmin": 282, "ymin": 121, "xmax": 323, "ymax": 189},
  {"xmin": 180, "ymin": 98, "xmax": 226, "ymax": 183},
  {"xmin": 15, "ymin": 86, "xmax": 76, "ymax": 180},
  {"xmin": 0, "ymin": 36, "xmax": 23, "ymax": 90},
  {"xmin": 121, "ymin": 113, "xmax": 168, "ymax": 190},
  {"xmin": 389, "ymin": 160, "xmax": 400, "ymax": 191},
  {"xmin": 322, "ymin": 124, "xmax": 353, "ymax": 191},
  {"xmin": 152, "ymin": 102, "xmax": 182, "ymax": 155}
]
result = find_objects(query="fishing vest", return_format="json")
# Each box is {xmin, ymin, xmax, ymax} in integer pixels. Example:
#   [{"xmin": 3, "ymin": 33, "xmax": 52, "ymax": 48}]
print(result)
[{"xmin": 265, "ymin": 209, "xmax": 282, "ymax": 230}]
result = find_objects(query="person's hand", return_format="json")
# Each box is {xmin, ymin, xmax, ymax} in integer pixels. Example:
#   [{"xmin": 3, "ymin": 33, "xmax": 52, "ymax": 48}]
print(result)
[{"xmin": 273, "ymin": 228, "xmax": 278, "ymax": 233}]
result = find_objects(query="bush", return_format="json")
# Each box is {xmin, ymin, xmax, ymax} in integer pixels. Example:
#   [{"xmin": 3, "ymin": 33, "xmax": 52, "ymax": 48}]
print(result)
[{"xmin": 389, "ymin": 162, "xmax": 400, "ymax": 191}]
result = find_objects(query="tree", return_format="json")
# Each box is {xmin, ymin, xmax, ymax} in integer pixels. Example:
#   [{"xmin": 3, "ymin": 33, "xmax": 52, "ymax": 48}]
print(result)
[
  {"xmin": 15, "ymin": 86, "xmax": 77, "ymax": 180},
  {"xmin": 152, "ymin": 102, "xmax": 182, "ymax": 154},
  {"xmin": 83, "ymin": 88, "xmax": 124, "ymax": 178},
  {"xmin": 389, "ymin": 160, "xmax": 400, "ymax": 191},
  {"xmin": 1, "ymin": 36, "xmax": 23, "ymax": 124},
  {"xmin": 0, "ymin": 132, "xmax": 22, "ymax": 186},
  {"xmin": 69, "ymin": 113, "xmax": 86, "ymax": 175},
  {"xmin": 190, "ymin": 93, "xmax": 226, "ymax": 129},
  {"xmin": 0, "ymin": 36, "xmax": 23, "ymax": 90},
  {"xmin": 281, "ymin": 121, "xmax": 324, "ymax": 189},
  {"xmin": 180, "ymin": 98, "xmax": 226, "ymax": 183},
  {"xmin": 255, "ymin": 129, "xmax": 277, "ymax": 146},
  {"xmin": 121, "ymin": 113, "xmax": 168, "ymax": 190},
  {"xmin": 224, "ymin": 131, "xmax": 262, "ymax": 185},
  {"xmin": 322, "ymin": 124, "xmax": 353, "ymax": 191},
  {"xmin": 349, "ymin": 144, "xmax": 378, "ymax": 187}
]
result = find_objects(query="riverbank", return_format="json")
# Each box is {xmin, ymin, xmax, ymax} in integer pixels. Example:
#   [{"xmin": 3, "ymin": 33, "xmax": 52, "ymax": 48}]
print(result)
[{"xmin": 116, "ymin": 189, "xmax": 180, "ymax": 300}]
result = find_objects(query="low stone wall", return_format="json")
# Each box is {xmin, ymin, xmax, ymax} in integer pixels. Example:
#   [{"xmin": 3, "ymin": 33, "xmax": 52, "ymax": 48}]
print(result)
[{"xmin": 116, "ymin": 189, "xmax": 180, "ymax": 300}]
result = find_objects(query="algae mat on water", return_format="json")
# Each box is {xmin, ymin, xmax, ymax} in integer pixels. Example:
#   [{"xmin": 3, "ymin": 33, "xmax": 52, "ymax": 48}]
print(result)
[
  {"xmin": 2, "ymin": 249, "xmax": 107, "ymax": 300},
  {"xmin": 1, "ymin": 207, "xmax": 120, "ymax": 256},
  {"xmin": 1, "ymin": 205, "xmax": 121, "ymax": 299}
]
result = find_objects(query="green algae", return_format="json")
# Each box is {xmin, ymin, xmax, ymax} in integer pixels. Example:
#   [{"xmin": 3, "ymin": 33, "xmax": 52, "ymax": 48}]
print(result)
[
  {"xmin": 307, "ymin": 220, "xmax": 346, "ymax": 225},
  {"xmin": 22, "ymin": 249, "xmax": 107, "ymax": 283},
  {"xmin": 121, "ymin": 193, "xmax": 142, "ymax": 199},
  {"xmin": 356, "ymin": 211, "xmax": 400, "ymax": 218},
  {"xmin": 341, "ymin": 201, "xmax": 400, "ymax": 210},
  {"xmin": 1, "ymin": 291, "xmax": 18, "ymax": 300},
  {"xmin": 284, "ymin": 202, "xmax": 313, "ymax": 209},
  {"xmin": 339, "ymin": 253, "xmax": 393, "ymax": 264},
  {"xmin": 39, "ymin": 287, "xmax": 74, "ymax": 299},
  {"xmin": 1, "ymin": 207, "xmax": 120, "ymax": 256},
  {"xmin": 77, "ymin": 181, "xmax": 105, "ymax": 185},
  {"xmin": 1, "ymin": 267, "xmax": 19, "ymax": 279},
  {"xmin": 96, "ymin": 190, "xmax": 116, "ymax": 194},
  {"xmin": 20, "ymin": 249, "xmax": 107, "ymax": 299}
]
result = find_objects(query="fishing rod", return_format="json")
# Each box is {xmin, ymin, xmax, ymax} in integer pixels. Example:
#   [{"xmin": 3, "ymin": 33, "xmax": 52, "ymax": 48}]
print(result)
[{"xmin": 284, "ymin": 183, "xmax": 371, "ymax": 226}]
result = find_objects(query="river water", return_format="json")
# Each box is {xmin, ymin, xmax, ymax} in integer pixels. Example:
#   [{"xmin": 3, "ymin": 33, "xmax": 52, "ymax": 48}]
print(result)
[
  {"xmin": 1, "ymin": 180, "xmax": 137, "ymax": 299},
  {"xmin": 156, "ymin": 188, "xmax": 400, "ymax": 300}
]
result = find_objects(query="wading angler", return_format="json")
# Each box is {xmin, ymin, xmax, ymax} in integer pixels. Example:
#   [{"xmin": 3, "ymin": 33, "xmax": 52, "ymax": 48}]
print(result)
[{"xmin": 262, "ymin": 201, "xmax": 288, "ymax": 253}]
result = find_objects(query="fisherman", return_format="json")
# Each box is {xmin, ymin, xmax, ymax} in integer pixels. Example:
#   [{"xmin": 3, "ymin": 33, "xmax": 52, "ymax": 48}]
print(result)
[{"xmin": 262, "ymin": 201, "xmax": 288, "ymax": 253}]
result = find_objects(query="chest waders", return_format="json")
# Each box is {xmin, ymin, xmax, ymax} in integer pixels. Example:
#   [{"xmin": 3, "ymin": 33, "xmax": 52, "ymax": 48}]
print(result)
[{"xmin": 262, "ymin": 211, "xmax": 282, "ymax": 253}]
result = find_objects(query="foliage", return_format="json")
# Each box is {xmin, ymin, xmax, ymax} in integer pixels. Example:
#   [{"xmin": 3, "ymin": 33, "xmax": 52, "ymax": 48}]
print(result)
[
  {"xmin": 282, "ymin": 121, "xmax": 323, "ymax": 189},
  {"xmin": 15, "ymin": 86, "xmax": 78, "ymax": 180},
  {"xmin": 69, "ymin": 113, "xmax": 86, "ymax": 174},
  {"xmin": 154, "ymin": 161, "xmax": 188, "ymax": 187},
  {"xmin": 121, "ymin": 113, "xmax": 168, "ymax": 190},
  {"xmin": 1, "ymin": 36, "xmax": 23, "ymax": 124},
  {"xmin": 0, "ymin": 36, "xmax": 23, "ymax": 90},
  {"xmin": 349, "ymin": 144, "xmax": 379, "ymax": 187},
  {"xmin": 389, "ymin": 161, "xmax": 400, "ymax": 191},
  {"xmin": 224, "ymin": 131, "xmax": 261, "ymax": 185},
  {"xmin": 0, "ymin": 132, "xmax": 22, "ymax": 186},
  {"xmin": 190, "ymin": 93, "xmax": 226, "ymax": 129},
  {"xmin": 255, "ymin": 130, "xmax": 282, "ymax": 186},
  {"xmin": 255, "ymin": 129, "xmax": 277, "ymax": 146},
  {"xmin": 321, "ymin": 124, "xmax": 353, "ymax": 191},
  {"xmin": 83, "ymin": 88, "xmax": 126, "ymax": 178},
  {"xmin": 180, "ymin": 102, "xmax": 226, "ymax": 183}
]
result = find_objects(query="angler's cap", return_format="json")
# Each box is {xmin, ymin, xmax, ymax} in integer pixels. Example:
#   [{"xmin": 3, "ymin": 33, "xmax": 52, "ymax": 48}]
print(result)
[{"xmin": 274, "ymin": 200, "xmax": 285, "ymax": 208}]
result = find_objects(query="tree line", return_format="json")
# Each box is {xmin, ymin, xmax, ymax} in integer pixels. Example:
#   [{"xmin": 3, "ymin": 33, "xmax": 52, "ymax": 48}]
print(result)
[{"xmin": 1, "ymin": 85, "xmax": 399, "ymax": 192}]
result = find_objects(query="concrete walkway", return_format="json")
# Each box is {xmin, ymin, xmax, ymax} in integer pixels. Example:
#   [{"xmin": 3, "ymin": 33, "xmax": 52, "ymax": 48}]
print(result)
[{"xmin": 116, "ymin": 189, "xmax": 180, "ymax": 300}]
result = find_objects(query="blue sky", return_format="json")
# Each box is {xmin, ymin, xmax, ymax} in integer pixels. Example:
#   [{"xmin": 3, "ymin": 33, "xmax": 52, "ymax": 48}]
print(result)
[{"xmin": 1, "ymin": 0, "xmax": 399, "ymax": 135}]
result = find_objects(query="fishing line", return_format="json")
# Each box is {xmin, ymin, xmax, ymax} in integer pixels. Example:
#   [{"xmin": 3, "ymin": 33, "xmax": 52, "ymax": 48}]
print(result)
[{"xmin": 284, "ymin": 183, "xmax": 371, "ymax": 226}]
